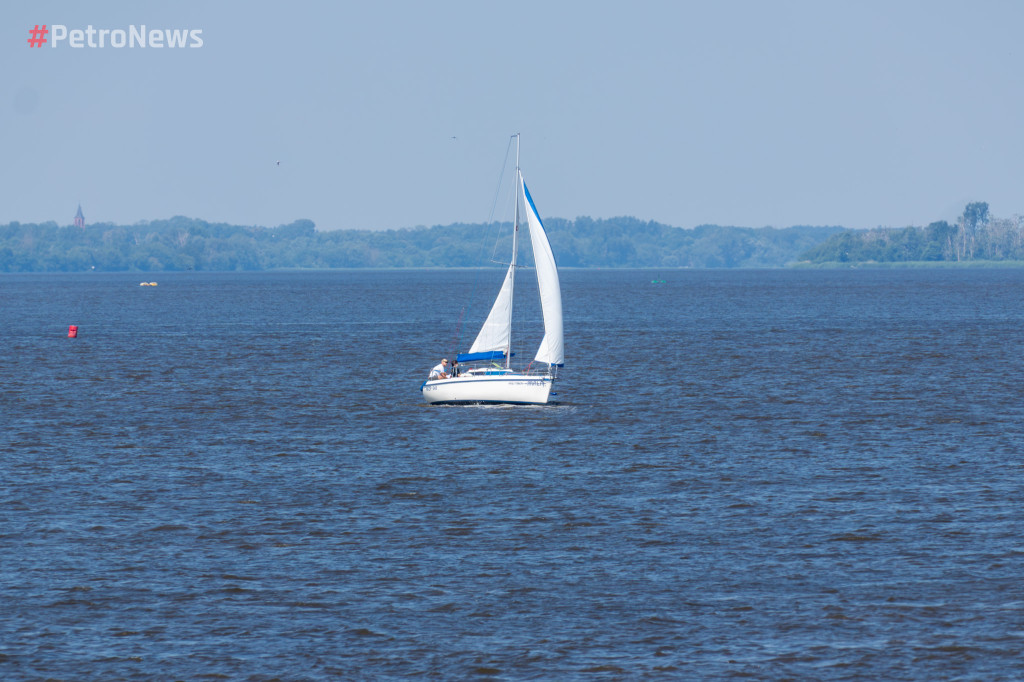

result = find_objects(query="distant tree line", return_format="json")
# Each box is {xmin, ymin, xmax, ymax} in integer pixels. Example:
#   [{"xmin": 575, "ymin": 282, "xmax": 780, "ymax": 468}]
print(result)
[
  {"xmin": 800, "ymin": 202, "xmax": 1024, "ymax": 264},
  {"xmin": 0, "ymin": 215, "xmax": 843, "ymax": 272}
]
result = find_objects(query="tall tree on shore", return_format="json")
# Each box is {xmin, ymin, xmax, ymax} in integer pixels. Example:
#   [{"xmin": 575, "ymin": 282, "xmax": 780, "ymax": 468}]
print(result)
[{"xmin": 959, "ymin": 201, "xmax": 989, "ymax": 260}]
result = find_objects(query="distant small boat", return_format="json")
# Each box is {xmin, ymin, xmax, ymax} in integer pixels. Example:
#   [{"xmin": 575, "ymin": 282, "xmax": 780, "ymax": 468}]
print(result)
[
  {"xmin": 421, "ymin": 134, "xmax": 563, "ymax": 405},
  {"xmin": 139, "ymin": 282, "xmax": 158, "ymax": 287}
]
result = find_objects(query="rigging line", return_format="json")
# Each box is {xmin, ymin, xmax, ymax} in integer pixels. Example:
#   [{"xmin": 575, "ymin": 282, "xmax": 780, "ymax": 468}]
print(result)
[
  {"xmin": 486, "ymin": 135, "xmax": 517, "ymax": 264},
  {"xmin": 455, "ymin": 135, "xmax": 518, "ymax": 353},
  {"xmin": 488, "ymin": 178, "xmax": 519, "ymax": 266}
]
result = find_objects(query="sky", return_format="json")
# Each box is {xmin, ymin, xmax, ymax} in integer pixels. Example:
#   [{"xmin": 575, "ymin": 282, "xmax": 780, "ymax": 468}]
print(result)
[{"xmin": 3, "ymin": 1, "xmax": 1023, "ymax": 232}]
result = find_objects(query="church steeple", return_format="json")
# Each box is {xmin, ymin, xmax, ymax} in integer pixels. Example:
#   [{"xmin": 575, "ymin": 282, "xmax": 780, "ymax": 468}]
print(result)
[{"xmin": 74, "ymin": 204, "xmax": 85, "ymax": 228}]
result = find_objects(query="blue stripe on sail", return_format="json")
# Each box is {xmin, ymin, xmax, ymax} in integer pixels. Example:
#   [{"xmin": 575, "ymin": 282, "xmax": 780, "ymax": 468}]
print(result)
[
  {"xmin": 522, "ymin": 181, "xmax": 545, "ymax": 230},
  {"xmin": 456, "ymin": 350, "xmax": 511, "ymax": 362}
]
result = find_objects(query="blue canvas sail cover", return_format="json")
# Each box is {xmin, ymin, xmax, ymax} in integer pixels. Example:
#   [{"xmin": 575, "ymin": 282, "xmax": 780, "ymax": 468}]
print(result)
[{"xmin": 456, "ymin": 350, "xmax": 511, "ymax": 363}]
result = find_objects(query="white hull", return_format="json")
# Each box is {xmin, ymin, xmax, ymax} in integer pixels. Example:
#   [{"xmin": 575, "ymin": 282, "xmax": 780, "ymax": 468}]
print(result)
[{"xmin": 421, "ymin": 374, "xmax": 554, "ymax": 405}]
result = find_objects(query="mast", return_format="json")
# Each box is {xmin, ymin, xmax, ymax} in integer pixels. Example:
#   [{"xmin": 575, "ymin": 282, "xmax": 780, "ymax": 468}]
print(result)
[{"xmin": 507, "ymin": 133, "xmax": 520, "ymax": 369}]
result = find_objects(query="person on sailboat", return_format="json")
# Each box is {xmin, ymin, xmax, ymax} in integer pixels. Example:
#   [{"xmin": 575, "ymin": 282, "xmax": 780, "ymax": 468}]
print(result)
[{"xmin": 429, "ymin": 359, "xmax": 449, "ymax": 380}]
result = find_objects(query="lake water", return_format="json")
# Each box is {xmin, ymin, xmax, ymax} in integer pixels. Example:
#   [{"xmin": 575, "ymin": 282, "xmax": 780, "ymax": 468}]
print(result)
[{"xmin": 2, "ymin": 268, "xmax": 1024, "ymax": 680}]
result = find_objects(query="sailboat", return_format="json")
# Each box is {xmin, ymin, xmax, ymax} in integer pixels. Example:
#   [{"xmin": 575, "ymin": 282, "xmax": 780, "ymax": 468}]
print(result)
[{"xmin": 421, "ymin": 134, "xmax": 563, "ymax": 405}]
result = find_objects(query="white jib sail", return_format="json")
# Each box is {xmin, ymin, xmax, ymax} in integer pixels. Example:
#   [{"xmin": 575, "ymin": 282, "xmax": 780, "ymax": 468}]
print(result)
[
  {"xmin": 468, "ymin": 262, "xmax": 514, "ymax": 355},
  {"xmin": 522, "ymin": 177, "xmax": 564, "ymax": 366}
]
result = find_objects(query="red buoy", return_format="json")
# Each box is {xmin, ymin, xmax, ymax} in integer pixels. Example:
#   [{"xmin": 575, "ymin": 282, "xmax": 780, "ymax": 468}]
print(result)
[{"xmin": 68, "ymin": 325, "xmax": 78, "ymax": 338}]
